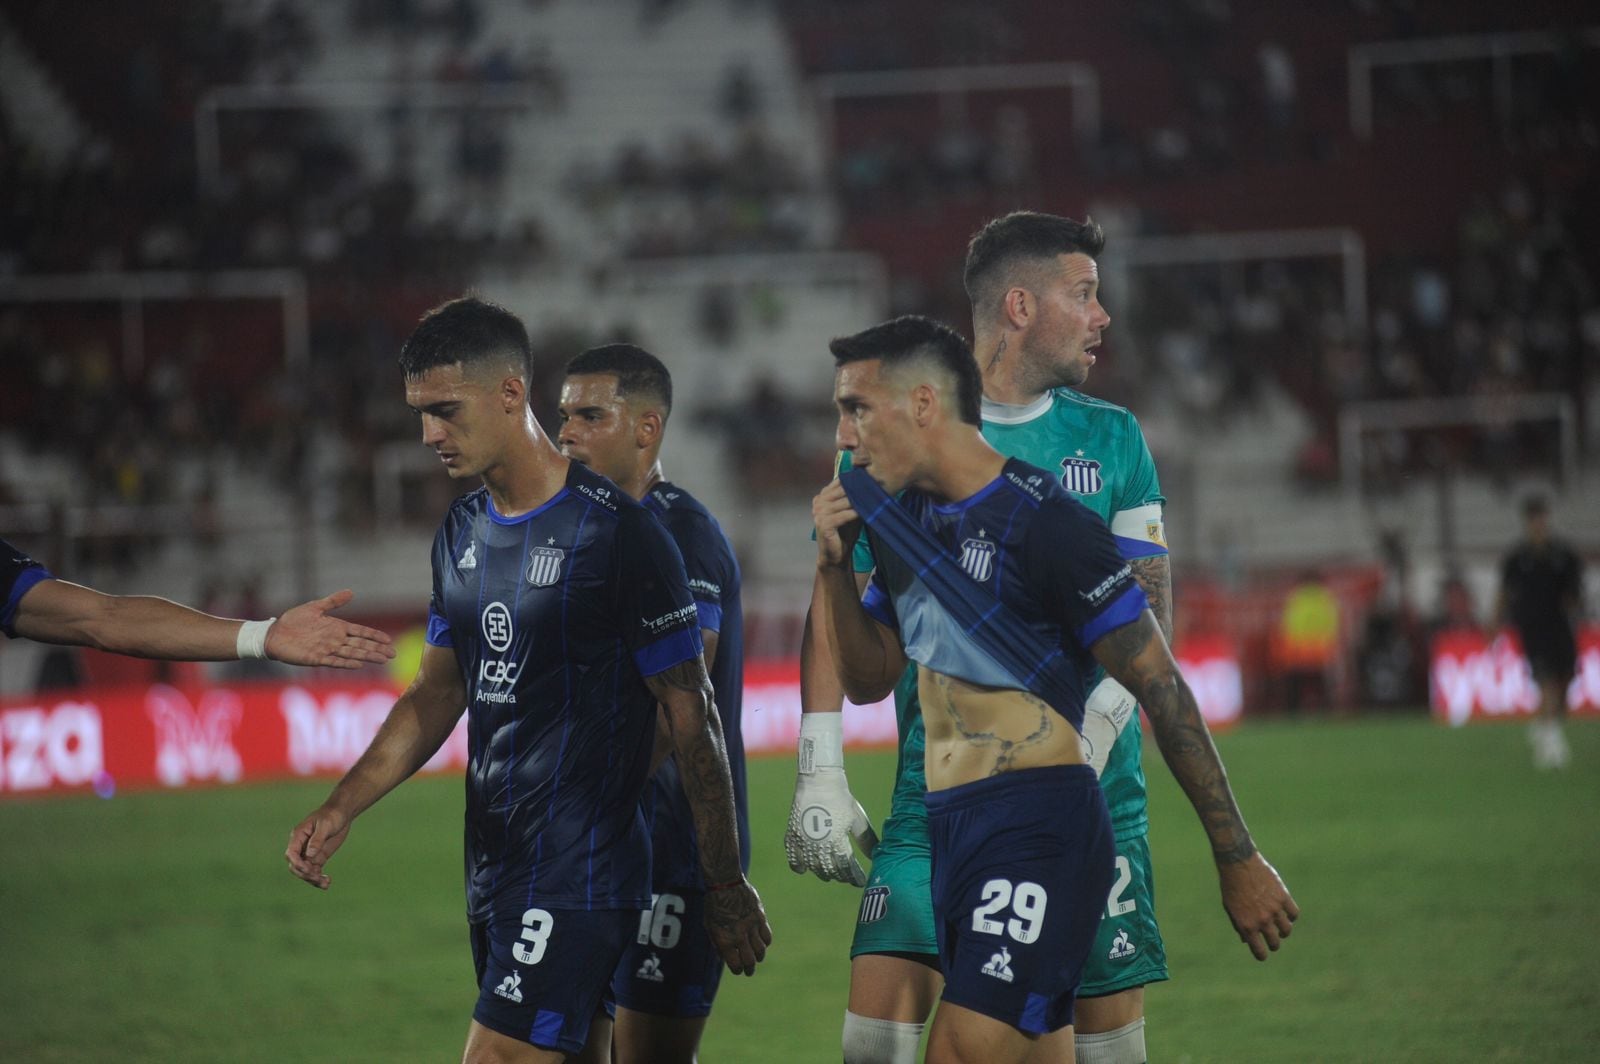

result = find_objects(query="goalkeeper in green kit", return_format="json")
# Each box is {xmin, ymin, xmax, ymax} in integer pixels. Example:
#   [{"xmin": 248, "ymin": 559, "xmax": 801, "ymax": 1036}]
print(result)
[{"xmin": 787, "ymin": 212, "xmax": 1299, "ymax": 1064}]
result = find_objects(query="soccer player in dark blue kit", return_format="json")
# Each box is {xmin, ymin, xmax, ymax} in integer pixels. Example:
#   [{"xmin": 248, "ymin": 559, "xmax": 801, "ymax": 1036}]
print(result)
[
  {"xmin": 556, "ymin": 343, "xmax": 749, "ymax": 1064},
  {"xmin": 811, "ymin": 317, "xmax": 1293, "ymax": 1064},
  {"xmin": 285, "ymin": 299, "xmax": 770, "ymax": 1064}
]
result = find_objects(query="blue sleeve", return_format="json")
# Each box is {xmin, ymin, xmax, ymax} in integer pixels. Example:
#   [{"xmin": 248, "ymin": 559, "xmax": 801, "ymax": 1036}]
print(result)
[
  {"xmin": 1029, "ymin": 497, "xmax": 1147, "ymax": 650},
  {"xmin": 671, "ymin": 512, "xmax": 733, "ymax": 635},
  {"xmin": 618, "ymin": 507, "xmax": 704, "ymax": 677},
  {"xmin": 425, "ymin": 605, "xmax": 454, "ymax": 648},
  {"xmin": 1, "ymin": 538, "xmax": 54, "ymax": 638},
  {"xmin": 425, "ymin": 524, "xmax": 454, "ymax": 647}
]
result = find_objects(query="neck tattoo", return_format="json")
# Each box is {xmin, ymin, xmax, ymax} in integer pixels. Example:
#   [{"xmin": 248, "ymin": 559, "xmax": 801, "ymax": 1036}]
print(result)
[{"xmin": 985, "ymin": 336, "xmax": 1007, "ymax": 373}]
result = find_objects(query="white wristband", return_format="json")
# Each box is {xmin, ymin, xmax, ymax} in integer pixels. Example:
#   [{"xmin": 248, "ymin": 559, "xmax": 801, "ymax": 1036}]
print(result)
[
  {"xmin": 236, "ymin": 618, "xmax": 277, "ymax": 660},
  {"xmin": 798, "ymin": 712, "xmax": 845, "ymax": 773}
]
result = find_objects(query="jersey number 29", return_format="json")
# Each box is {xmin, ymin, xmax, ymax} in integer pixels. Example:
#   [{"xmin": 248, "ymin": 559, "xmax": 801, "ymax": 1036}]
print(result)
[{"xmin": 971, "ymin": 878, "xmax": 1048, "ymax": 944}]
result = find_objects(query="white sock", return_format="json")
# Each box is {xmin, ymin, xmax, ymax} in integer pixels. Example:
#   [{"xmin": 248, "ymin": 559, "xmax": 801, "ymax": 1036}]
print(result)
[
  {"xmin": 842, "ymin": 1011, "xmax": 922, "ymax": 1064},
  {"xmin": 1076, "ymin": 1017, "xmax": 1147, "ymax": 1064}
]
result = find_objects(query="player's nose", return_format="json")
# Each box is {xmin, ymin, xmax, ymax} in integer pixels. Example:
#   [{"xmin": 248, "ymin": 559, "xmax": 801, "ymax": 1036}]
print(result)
[
  {"xmin": 420, "ymin": 414, "xmax": 446, "ymax": 446},
  {"xmin": 835, "ymin": 419, "xmax": 857, "ymax": 452}
]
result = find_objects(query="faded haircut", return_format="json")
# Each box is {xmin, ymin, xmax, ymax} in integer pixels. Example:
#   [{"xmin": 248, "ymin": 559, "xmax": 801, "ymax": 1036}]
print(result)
[
  {"xmin": 828, "ymin": 315, "xmax": 981, "ymax": 426},
  {"xmin": 963, "ymin": 211, "xmax": 1106, "ymax": 316},
  {"xmin": 398, "ymin": 296, "xmax": 533, "ymax": 382},
  {"xmin": 564, "ymin": 343, "xmax": 673, "ymax": 418}
]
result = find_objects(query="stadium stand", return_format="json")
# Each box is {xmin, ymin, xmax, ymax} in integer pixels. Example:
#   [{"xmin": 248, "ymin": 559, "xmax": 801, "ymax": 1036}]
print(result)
[{"xmin": 1, "ymin": 0, "xmax": 1595, "ymax": 709}]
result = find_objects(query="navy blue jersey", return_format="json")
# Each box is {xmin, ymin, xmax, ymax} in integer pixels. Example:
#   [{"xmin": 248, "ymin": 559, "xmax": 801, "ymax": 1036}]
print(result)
[
  {"xmin": 640, "ymin": 482, "xmax": 750, "ymax": 890},
  {"xmin": 1, "ymin": 537, "xmax": 53, "ymax": 638},
  {"xmin": 426, "ymin": 463, "xmax": 704, "ymax": 918},
  {"xmin": 860, "ymin": 458, "xmax": 1146, "ymax": 734}
]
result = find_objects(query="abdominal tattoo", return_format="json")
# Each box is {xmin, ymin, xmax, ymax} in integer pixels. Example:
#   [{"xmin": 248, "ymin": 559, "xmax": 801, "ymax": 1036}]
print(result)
[{"xmin": 930, "ymin": 672, "xmax": 1054, "ymax": 775}]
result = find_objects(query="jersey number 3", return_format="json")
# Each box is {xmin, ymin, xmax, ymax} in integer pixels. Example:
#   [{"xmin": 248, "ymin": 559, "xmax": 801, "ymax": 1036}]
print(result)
[{"xmin": 513, "ymin": 908, "xmax": 555, "ymax": 964}]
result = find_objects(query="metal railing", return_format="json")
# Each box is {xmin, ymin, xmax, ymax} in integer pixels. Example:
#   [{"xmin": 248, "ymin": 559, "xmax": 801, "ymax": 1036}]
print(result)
[{"xmin": 1349, "ymin": 27, "xmax": 1600, "ymax": 139}]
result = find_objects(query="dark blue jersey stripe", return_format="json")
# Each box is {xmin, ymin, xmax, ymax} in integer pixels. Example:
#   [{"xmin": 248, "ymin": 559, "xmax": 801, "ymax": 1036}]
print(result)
[
  {"xmin": 1077, "ymin": 584, "xmax": 1148, "ymax": 648},
  {"xmin": 634, "ymin": 627, "xmax": 702, "ymax": 677}
]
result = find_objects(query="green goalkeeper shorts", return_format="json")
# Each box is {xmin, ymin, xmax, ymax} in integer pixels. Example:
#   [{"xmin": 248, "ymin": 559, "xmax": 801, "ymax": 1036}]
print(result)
[
  {"xmin": 849, "ymin": 820, "xmax": 1169, "ymax": 996},
  {"xmin": 1080, "ymin": 831, "xmax": 1169, "ymax": 997},
  {"xmin": 849, "ymin": 819, "xmax": 937, "ymax": 959}
]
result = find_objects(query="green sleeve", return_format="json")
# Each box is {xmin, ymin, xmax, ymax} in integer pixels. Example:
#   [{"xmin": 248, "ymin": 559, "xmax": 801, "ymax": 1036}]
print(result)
[{"xmin": 1118, "ymin": 411, "xmax": 1165, "ymax": 512}]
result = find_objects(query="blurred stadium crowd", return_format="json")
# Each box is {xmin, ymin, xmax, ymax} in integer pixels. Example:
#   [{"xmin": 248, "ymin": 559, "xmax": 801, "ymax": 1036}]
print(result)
[{"xmin": 0, "ymin": 0, "xmax": 1595, "ymax": 710}]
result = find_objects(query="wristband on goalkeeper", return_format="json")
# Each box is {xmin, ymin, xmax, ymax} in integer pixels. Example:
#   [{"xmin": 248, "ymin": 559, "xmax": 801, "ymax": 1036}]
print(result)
[{"xmin": 798, "ymin": 711, "xmax": 845, "ymax": 774}]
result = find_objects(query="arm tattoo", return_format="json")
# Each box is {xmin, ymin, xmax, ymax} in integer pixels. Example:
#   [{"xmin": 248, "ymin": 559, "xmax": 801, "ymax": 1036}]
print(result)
[
  {"xmin": 1094, "ymin": 617, "xmax": 1256, "ymax": 864},
  {"xmin": 1129, "ymin": 554, "xmax": 1174, "ymax": 646},
  {"xmin": 930, "ymin": 672, "xmax": 1055, "ymax": 776},
  {"xmin": 648, "ymin": 665, "xmax": 744, "ymax": 882},
  {"xmin": 651, "ymin": 657, "xmax": 711, "ymax": 694}
]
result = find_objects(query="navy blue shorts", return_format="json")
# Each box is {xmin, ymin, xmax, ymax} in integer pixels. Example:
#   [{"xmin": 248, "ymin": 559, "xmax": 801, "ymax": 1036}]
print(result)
[
  {"xmin": 926, "ymin": 764, "xmax": 1115, "ymax": 1035},
  {"xmin": 470, "ymin": 905, "xmax": 637, "ymax": 1052},
  {"xmin": 609, "ymin": 889, "xmax": 725, "ymax": 1018}
]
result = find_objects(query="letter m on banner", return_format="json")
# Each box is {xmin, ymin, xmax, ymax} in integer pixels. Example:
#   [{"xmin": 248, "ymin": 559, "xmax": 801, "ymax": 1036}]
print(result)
[{"xmin": 145, "ymin": 686, "xmax": 244, "ymax": 787}]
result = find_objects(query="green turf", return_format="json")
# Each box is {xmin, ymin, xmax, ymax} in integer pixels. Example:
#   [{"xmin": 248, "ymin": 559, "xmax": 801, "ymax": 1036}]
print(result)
[{"xmin": 1, "ymin": 717, "xmax": 1596, "ymax": 1062}]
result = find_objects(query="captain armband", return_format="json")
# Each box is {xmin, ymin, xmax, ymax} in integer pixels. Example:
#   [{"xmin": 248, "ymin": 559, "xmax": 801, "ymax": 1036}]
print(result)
[{"xmin": 1111, "ymin": 503, "xmax": 1168, "ymax": 556}]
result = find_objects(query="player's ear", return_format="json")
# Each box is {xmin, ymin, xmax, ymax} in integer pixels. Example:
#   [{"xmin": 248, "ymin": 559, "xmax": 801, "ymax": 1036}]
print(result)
[
  {"xmin": 635, "ymin": 409, "xmax": 663, "ymax": 449},
  {"xmin": 1002, "ymin": 286, "xmax": 1032, "ymax": 330},
  {"xmin": 500, "ymin": 374, "xmax": 527, "ymax": 412},
  {"xmin": 910, "ymin": 381, "xmax": 937, "ymax": 427}
]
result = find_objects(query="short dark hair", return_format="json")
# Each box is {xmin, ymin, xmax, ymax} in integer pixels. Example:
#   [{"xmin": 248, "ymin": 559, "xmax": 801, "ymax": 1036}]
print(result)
[
  {"xmin": 963, "ymin": 211, "xmax": 1106, "ymax": 314},
  {"xmin": 398, "ymin": 296, "xmax": 532, "ymax": 381},
  {"xmin": 564, "ymin": 343, "xmax": 673, "ymax": 417},
  {"xmin": 828, "ymin": 315, "xmax": 981, "ymax": 426}
]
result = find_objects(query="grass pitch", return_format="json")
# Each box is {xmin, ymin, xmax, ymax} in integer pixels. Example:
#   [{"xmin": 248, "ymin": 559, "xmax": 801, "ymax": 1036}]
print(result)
[{"xmin": 1, "ymin": 716, "xmax": 1596, "ymax": 1062}]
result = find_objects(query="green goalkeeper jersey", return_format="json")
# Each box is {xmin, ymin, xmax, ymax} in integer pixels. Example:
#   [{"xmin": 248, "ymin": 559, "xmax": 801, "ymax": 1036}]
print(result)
[{"xmin": 844, "ymin": 388, "xmax": 1167, "ymax": 839}]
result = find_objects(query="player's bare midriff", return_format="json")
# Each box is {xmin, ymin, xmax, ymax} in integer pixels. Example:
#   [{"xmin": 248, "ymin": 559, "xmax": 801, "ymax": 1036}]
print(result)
[{"xmin": 917, "ymin": 665, "xmax": 1086, "ymax": 791}]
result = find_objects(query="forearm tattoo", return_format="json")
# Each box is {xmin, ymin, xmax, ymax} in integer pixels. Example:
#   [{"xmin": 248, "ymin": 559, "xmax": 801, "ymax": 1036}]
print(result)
[
  {"xmin": 648, "ymin": 663, "xmax": 743, "ymax": 880},
  {"xmin": 1129, "ymin": 554, "xmax": 1174, "ymax": 646},
  {"xmin": 652, "ymin": 658, "xmax": 711, "ymax": 693},
  {"xmin": 930, "ymin": 672, "xmax": 1055, "ymax": 776},
  {"xmin": 1094, "ymin": 617, "xmax": 1256, "ymax": 864}
]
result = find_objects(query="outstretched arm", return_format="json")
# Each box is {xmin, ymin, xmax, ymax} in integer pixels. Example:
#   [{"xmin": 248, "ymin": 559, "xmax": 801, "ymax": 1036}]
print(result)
[
  {"xmin": 1091, "ymin": 611, "xmax": 1300, "ymax": 960},
  {"xmin": 14, "ymin": 579, "xmax": 394, "ymax": 668},
  {"xmin": 285, "ymin": 642, "xmax": 464, "ymax": 889},
  {"xmin": 648, "ymin": 658, "xmax": 772, "ymax": 976}
]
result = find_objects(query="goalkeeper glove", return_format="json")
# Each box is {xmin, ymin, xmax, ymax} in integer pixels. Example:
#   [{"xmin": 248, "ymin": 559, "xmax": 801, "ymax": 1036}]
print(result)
[{"xmin": 785, "ymin": 712, "xmax": 878, "ymax": 886}]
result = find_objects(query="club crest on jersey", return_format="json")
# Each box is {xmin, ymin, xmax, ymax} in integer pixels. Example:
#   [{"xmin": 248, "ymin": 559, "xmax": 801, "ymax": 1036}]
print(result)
[
  {"xmin": 1060, "ymin": 455, "xmax": 1104, "ymax": 495},
  {"xmin": 959, "ymin": 538, "xmax": 996, "ymax": 583},
  {"xmin": 858, "ymin": 885, "xmax": 890, "ymax": 924},
  {"xmin": 526, "ymin": 546, "xmax": 566, "ymax": 587}
]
